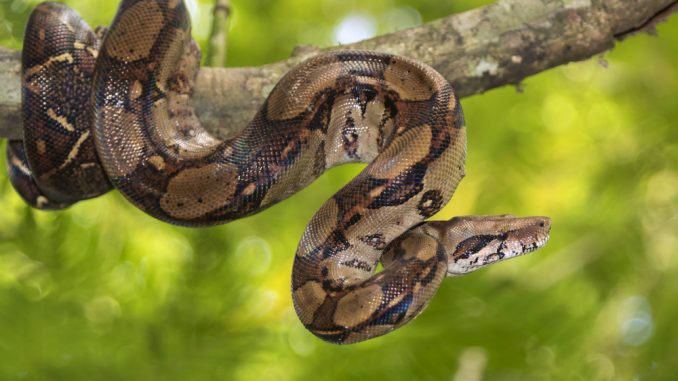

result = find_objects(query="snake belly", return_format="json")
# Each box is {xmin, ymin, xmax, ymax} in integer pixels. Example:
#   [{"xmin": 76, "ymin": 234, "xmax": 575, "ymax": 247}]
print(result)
[{"xmin": 6, "ymin": 0, "xmax": 552, "ymax": 344}]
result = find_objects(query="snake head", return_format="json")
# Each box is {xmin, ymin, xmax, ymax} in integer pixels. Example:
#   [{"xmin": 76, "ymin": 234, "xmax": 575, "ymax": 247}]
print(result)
[{"xmin": 432, "ymin": 215, "xmax": 551, "ymax": 276}]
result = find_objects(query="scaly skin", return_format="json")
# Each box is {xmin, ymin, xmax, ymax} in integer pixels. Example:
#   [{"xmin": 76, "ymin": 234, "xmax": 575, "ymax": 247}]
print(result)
[{"xmin": 7, "ymin": 0, "xmax": 552, "ymax": 344}]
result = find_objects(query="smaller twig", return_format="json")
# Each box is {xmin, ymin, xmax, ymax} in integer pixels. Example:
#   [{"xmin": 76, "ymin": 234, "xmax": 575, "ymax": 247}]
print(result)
[
  {"xmin": 207, "ymin": 0, "xmax": 232, "ymax": 67},
  {"xmin": 615, "ymin": 0, "xmax": 678, "ymax": 40}
]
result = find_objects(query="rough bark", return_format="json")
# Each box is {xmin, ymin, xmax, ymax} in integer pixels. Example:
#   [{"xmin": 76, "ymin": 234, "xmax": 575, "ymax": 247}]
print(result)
[
  {"xmin": 0, "ymin": 0, "xmax": 676, "ymax": 140},
  {"xmin": 0, "ymin": 48, "xmax": 21, "ymax": 139}
]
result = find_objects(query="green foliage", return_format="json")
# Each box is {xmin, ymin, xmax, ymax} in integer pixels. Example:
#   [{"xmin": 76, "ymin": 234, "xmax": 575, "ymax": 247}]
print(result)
[{"xmin": 0, "ymin": 1, "xmax": 677, "ymax": 380}]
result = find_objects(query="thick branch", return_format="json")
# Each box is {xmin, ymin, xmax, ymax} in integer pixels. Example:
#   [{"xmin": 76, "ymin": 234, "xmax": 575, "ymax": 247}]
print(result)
[{"xmin": 1, "ymin": 0, "xmax": 676, "ymax": 139}]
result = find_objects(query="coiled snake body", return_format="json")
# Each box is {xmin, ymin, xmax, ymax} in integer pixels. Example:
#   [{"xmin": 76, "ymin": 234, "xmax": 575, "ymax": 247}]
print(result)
[{"xmin": 6, "ymin": 1, "xmax": 551, "ymax": 344}]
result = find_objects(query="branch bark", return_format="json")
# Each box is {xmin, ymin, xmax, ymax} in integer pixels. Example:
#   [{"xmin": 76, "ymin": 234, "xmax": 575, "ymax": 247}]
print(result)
[{"xmin": 1, "ymin": 0, "xmax": 676, "ymax": 140}]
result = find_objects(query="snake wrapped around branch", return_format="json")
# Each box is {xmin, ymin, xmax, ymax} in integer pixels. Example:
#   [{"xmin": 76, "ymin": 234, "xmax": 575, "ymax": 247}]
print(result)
[{"xmin": 5, "ymin": 0, "xmax": 551, "ymax": 344}]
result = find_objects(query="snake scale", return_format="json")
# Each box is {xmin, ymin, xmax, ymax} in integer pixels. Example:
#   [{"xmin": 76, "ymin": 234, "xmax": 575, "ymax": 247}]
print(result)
[{"xmin": 5, "ymin": 0, "xmax": 551, "ymax": 344}]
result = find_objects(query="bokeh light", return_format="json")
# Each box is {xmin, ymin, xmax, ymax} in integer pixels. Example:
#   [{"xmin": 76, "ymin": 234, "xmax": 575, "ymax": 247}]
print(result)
[{"xmin": 334, "ymin": 14, "xmax": 376, "ymax": 44}]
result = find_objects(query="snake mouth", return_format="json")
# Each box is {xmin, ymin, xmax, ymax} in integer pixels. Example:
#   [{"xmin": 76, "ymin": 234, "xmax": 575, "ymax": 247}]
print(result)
[
  {"xmin": 516, "ymin": 218, "xmax": 551, "ymax": 255},
  {"xmin": 524, "ymin": 228, "xmax": 551, "ymax": 252},
  {"xmin": 520, "ymin": 236, "xmax": 550, "ymax": 255}
]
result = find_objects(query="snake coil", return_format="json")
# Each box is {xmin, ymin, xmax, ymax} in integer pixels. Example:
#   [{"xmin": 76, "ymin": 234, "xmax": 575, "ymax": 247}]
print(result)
[{"xmin": 5, "ymin": 0, "xmax": 551, "ymax": 344}]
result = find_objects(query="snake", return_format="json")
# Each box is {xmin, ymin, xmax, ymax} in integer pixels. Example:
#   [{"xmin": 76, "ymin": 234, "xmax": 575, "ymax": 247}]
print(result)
[{"xmin": 5, "ymin": 0, "xmax": 551, "ymax": 344}]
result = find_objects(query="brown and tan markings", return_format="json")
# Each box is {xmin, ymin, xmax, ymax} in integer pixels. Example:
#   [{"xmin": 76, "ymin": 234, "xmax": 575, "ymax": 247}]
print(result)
[
  {"xmin": 7, "ymin": 0, "xmax": 552, "ymax": 344},
  {"xmin": 13, "ymin": 2, "xmax": 111, "ymax": 207}
]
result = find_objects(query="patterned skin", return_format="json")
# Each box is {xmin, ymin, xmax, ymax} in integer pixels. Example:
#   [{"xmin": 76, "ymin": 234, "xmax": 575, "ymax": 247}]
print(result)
[{"xmin": 6, "ymin": 0, "xmax": 551, "ymax": 344}]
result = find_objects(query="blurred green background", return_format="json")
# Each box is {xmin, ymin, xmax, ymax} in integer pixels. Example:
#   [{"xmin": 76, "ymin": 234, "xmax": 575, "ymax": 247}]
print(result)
[{"xmin": 1, "ymin": 0, "xmax": 677, "ymax": 380}]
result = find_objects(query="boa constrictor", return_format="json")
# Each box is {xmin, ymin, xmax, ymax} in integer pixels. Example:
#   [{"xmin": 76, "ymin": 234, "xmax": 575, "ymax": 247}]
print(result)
[{"xmin": 5, "ymin": 0, "xmax": 551, "ymax": 344}]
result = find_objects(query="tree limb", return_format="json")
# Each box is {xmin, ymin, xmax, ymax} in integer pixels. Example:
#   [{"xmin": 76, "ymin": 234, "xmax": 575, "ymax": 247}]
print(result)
[
  {"xmin": 206, "ymin": 0, "xmax": 231, "ymax": 67},
  {"xmin": 1, "ymin": 0, "xmax": 676, "ymax": 140}
]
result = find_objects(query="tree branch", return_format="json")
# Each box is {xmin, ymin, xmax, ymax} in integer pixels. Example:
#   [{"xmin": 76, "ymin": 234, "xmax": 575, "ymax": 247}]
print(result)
[
  {"xmin": 206, "ymin": 0, "xmax": 231, "ymax": 67},
  {"xmin": 1, "ymin": 0, "xmax": 676, "ymax": 140}
]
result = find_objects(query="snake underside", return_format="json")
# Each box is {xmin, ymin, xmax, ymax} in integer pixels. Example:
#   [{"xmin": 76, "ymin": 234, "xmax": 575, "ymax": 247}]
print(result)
[{"xmin": 5, "ymin": 0, "xmax": 551, "ymax": 344}]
